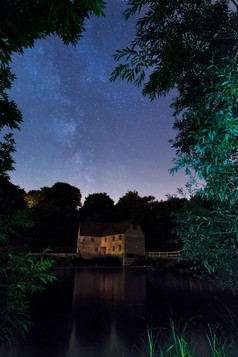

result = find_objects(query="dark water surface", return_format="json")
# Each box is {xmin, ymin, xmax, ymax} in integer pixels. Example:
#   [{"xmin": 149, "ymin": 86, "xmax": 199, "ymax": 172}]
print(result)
[{"xmin": 1, "ymin": 268, "xmax": 238, "ymax": 357}]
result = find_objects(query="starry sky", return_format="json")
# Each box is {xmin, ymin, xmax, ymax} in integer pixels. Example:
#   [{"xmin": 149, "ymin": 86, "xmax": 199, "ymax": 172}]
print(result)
[{"xmin": 8, "ymin": 0, "xmax": 187, "ymax": 203}]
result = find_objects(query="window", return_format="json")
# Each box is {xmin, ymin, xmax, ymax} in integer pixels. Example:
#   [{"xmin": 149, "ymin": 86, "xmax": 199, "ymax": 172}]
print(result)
[
  {"xmin": 119, "ymin": 245, "xmax": 121, "ymax": 251},
  {"xmin": 91, "ymin": 237, "xmax": 95, "ymax": 242},
  {"xmin": 82, "ymin": 238, "xmax": 86, "ymax": 242},
  {"xmin": 112, "ymin": 246, "xmax": 115, "ymax": 251},
  {"xmin": 113, "ymin": 236, "xmax": 115, "ymax": 241},
  {"xmin": 119, "ymin": 235, "xmax": 122, "ymax": 240},
  {"xmin": 95, "ymin": 247, "xmax": 98, "ymax": 252},
  {"xmin": 104, "ymin": 237, "xmax": 107, "ymax": 242}
]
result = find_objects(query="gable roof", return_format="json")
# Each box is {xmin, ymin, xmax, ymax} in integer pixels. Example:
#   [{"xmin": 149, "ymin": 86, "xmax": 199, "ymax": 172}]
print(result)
[{"xmin": 79, "ymin": 220, "xmax": 133, "ymax": 237}]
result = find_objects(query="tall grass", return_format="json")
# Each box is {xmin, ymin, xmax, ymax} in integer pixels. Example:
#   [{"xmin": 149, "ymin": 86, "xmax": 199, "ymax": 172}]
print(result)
[
  {"xmin": 135, "ymin": 320, "xmax": 235, "ymax": 357},
  {"xmin": 205, "ymin": 324, "xmax": 230, "ymax": 357}
]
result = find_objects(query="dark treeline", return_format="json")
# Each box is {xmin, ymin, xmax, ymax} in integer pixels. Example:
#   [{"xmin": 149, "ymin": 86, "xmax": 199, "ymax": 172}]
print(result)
[
  {"xmin": 24, "ymin": 182, "xmax": 81, "ymax": 252},
  {"xmin": 2, "ymin": 179, "xmax": 191, "ymax": 252}
]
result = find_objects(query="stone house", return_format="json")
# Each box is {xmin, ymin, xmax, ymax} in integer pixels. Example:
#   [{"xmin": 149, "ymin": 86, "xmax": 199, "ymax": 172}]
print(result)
[{"xmin": 77, "ymin": 220, "xmax": 145, "ymax": 258}]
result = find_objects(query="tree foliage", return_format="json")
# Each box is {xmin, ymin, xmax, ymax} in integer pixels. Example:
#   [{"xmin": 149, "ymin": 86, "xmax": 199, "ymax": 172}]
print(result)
[
  {"xmin": 0, "ymin": 67, "xmax": 22, "ymax": 179},
  {"xmin": 115, "ymin": 190, "xmax": 154, "ymax": 222},
  {"xmin": 110, "ymin": 0, "xmax": 237, "ymax": 105},
  {"xmin": 115, "ymin": 191, "xmax": 183, "ymax": 251},
  {"xmin": 171, "ymin": 63, "xmax": 238, "ymax": 288},
  {"xmin": 0, "ymin": 0, "xmax": 106, "ymax": 65},
  {"xmin": 24, "ymin": 189, "xmax": 47, "ymax": 208},
  {"xmin": 25, "ymin": 182, "xmax": 81, "ymax": 210},
  {"xmin": 80, "ymin": 192, "xmax": 115, "ymax": 222},
  {"xmin": 111, "ymin": 0, "xmax": 238, "ymax": 287},
  {"xmin": 0, "ymin": 180, "xmax": 56, "ymax": 342},
  {"xmin": 0, "ymin": 250, "xmax": 55, "ymax": 343},
  {"xmin": 25, "ymin": 183, "xmax": 81, "ymax": 251},
  {"xmin": 0, "ymin": 0, "xmax": 105, "ymax": 342},
  {"xmin": 172, "ymin": 196, "xmax": 238, "ymax": 288},
  {"xmin": 171, "ymin": 62, "xmax": 238, "ymax": 203}
]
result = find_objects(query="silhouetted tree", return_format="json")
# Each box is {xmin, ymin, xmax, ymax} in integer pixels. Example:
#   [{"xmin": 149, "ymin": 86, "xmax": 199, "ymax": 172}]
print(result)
[
  {"xmin": 115, "ymin": 190, "xmax": 154, "ymax": 221},
  {"xmin": 0, "ymin": 179, "xmax": 26, "ymax": 212},
  {"xmin": 26, "ymin": 183, "xmax": 81, "ymax": 251},
  {"xmin": 80, "ymin": 192, "xmax": 115, "ymax": 222},
  {"xmin": 26, "ymin": 183, "xmax": 81, "ymax": 210},
  {"xmin": 44, "ymin": 182, "xmax": 81, "ymax": 210},
  {"xmin": 147, "ymin": 196, "xmax": 187, "ymax": 251},
  {"xmin": 115, "ymin": 191, "xmax": 183, "ymax": 251},
  {"xmin": 0, "ymin": 179, "xmax": 31, "ymax": 248}
]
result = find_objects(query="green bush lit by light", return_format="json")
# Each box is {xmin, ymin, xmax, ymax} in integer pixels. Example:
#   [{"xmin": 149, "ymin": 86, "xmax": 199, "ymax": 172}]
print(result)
[{"xmin": 111, "ymin": 0, "xmax": 238, "ymax": 288}]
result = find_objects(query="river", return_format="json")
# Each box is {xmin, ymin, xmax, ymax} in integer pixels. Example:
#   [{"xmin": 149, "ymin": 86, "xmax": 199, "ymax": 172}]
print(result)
[{"xmin": 1, "ymin": 268, "xmax": 238, "ymax": 357}]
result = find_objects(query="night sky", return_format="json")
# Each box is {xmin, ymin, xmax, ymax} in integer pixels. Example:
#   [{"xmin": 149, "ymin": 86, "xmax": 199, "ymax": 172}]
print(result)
[{"xmin": 8, "ymin": 0, "xmax": 187, "ymax": 203}]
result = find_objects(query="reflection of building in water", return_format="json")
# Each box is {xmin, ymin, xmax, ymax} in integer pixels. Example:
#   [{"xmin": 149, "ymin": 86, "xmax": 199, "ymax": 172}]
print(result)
[
  {"xmin": 72, "ymin": 269, "xmax": 126, "ymax": 305},
  {"xmin": 66, "ymin": 269, "xmax": 147, "ymax": 357},
  {"xmin": 77, "ymin": 220, "xmax": 145, "ymax": 263}
]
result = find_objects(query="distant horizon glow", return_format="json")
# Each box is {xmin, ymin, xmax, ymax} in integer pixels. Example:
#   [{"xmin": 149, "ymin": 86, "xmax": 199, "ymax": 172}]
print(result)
[{"xmin": 8, "ymin": 0, "xmax": 188, "ymax": 204}]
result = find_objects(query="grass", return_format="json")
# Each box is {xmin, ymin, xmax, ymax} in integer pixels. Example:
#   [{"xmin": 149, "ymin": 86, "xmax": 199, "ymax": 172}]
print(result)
[
  {"xmin": 205, "ymin": 324, "xmax": 229, "ymax": 357},
  {"xmin": 134, "ymin": 320, "xmax": 235, "ymax": 357}
]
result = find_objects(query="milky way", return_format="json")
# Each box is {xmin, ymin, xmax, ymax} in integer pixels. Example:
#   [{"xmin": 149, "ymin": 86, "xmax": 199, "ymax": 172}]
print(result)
[{"xmin": 8, "ymin": 0, "xmax": 187, "ymax": 203}]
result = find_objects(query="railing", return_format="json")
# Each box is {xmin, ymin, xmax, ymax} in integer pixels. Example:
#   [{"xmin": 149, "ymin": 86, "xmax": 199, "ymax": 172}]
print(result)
[{"xmin": 145, "ymin": 251, "xmax": 182, "ymax": 259}]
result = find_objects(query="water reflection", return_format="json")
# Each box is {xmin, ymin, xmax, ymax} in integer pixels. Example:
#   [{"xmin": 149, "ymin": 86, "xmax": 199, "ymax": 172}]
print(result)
[
  {"xmin": 67, "ymin": 269, "xmax": 147, "ymax": 357},
  {"xmin": 146, "ymin": 272, "xmax": 238, "ymax": 330},
  {"xmin": 0, "ymin": 269, "xmax": 237, "ymax": 357}
]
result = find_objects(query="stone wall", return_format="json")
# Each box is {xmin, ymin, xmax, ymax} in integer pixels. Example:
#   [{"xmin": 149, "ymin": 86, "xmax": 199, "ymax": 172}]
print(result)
[
  {"xmin": 124, "ymin": 225, "xmax": 145, "ymax": 256},
  {"xmin": 77, "ymin": 234, "xmax": 126, "ymax": 256}
]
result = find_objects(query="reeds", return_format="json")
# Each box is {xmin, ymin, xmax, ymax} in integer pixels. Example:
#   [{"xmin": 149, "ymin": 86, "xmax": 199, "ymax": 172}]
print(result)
[
  {"xmin": 205, "ymin": 324, "xmax": 231, "ymax": 357},
  {"xmin": 134, "ymin": 320, "xmax": 235, "ymax": 357}
]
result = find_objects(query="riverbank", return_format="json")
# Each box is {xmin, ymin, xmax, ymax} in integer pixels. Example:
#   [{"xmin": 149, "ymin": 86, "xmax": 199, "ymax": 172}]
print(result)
[
  {"xmin": 2, "ymin": 247, "xmax": 195, "ymax": 273},
  {"xmin": 45, "ymin": 253, "xmax": 194, "ymax": 274}
]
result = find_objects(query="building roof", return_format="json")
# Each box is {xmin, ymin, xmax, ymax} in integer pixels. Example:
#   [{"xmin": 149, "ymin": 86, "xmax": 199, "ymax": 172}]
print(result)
[{"xmin": 79, "ymin": 220, "xmax": 133, "ymax": 237}]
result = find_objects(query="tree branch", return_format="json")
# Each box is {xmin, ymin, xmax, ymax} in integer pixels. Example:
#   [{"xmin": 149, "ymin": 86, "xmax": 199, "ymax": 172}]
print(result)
[{"xmin": 230, "ymin": 0, "xmax": 238, "ymax": 10}]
